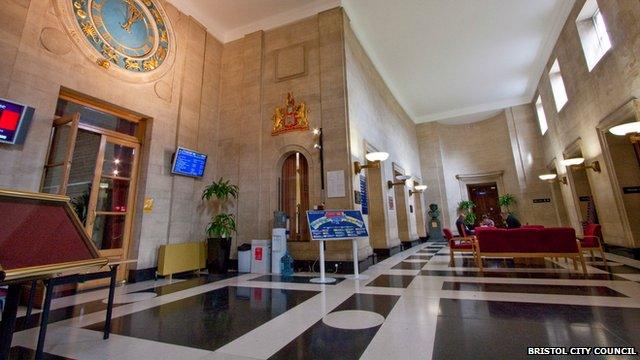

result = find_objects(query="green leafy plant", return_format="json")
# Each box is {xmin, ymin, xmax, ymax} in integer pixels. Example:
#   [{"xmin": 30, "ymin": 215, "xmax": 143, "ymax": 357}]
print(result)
[
  {"xmin": 202, "ymin": 178, "xmax": 239, "ymax": 202},
  {"xmin": 499, "ymin": 193, "xmax": 517, "ymax": 214},
  {"xmin": 202, "ymin": 178, "xmax": 239, "ymax": 239},
  {"xmin": 206, "ymin": 213, "xmax": 236, "ymax": 238},
  {"xmin": 457, "ymin": 200, "xmax": 476, "ymax": 226}
]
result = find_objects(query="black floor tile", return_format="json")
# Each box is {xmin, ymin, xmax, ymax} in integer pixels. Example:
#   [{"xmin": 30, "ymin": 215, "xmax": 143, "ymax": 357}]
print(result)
[
  {"xmin": 442, "ymin": 281, "xmax": 627, "ymax": 297},
  {"xmin": 452, "ymin": 257, "xmax": 566, "ymax": 269},
  {"xmin": 366, "ymin": 274, "xmax": 416, "ymax": 288},
  {"xmin": 9, "ymin": 346, "xmax": 73, "ymax": 360},
  {"xmin": 391, "ymin": 261, "xmax": 428, "ymax": 270},
  {"xmin": 85, "ymin": 286, "xmax": 319, "ymax": 351},
  {"xmin": 405, "ymin": 254, "xmax": 432, "ymax": 260},
  {"xmin": 270, "ymin": 293, "xmax": 400, "ymax": 359},
  {"xmin": 432, "ymin": 298, "xmax": 640, "ymax": 359},
  {"xmin": 419, "ymin": 269, "xmax": 626, "ymax": 281},
  {"xmin": 249, "ymin": 275, "xmax": 345, "ymax": 284}
]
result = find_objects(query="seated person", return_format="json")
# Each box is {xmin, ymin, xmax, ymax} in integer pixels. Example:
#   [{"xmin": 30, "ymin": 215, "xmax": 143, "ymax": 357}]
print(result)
[
  {"xmin": 455, "ymin": 213, "xmax": 475, "ymax": 236},
  {"xmin": 501, "ymin": 212, "xmax": 521, "ymax": 228},
  {"xmin": 480, "ymin": 214, "xmax": 495, "ymax": 227}
]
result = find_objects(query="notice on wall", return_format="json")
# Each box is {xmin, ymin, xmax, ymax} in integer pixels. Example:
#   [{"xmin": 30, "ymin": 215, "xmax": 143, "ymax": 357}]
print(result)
[
  {"xmin": 532, "ymin": 198, "xmax": 551, "ymax": 203},
  {"xmin": 360, "ymin": 174, "xmax": 368, "ymax": 215},
  {"xmin": 388, "ymin": 195, "xmax": 395, "ymax": 210},
  {"xmin": 622, "ymin": 186, "xmax": 640, "ymax": 194},
  {"xmin": 327, "ymin": 170, "xmax": 346, "ymax": 198}
]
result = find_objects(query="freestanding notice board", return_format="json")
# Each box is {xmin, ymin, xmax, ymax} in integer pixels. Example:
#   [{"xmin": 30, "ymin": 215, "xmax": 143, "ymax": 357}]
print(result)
[
  {"xmin": 306, "ymin": 210, "xmax": 369, "ymax": 283},
  {"xmin": 0, "ymin": 189, "xmax": 110, "ymax": 359}
]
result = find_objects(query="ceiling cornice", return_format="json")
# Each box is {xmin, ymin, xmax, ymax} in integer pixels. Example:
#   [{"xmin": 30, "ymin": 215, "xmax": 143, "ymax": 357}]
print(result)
[
  {"xmin": 415, "ymin": 97, "xmax": 531, "ymax": 123},
  {"xmin": 225, "ymin": 0, "xmax": 341, "ymax": 43}
]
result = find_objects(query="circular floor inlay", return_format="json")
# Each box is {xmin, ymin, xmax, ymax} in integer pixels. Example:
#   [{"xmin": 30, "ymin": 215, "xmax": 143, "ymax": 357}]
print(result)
[
  {"xmin": 322, "ymin": 310, "xmax": 385, "ymax": 330},
  {"xmin": 102, "ymin": 292, "xmax": 157, "ymax": 304}
]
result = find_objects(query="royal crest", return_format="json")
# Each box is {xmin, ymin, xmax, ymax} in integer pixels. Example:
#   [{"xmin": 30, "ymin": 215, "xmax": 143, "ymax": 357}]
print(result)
[{"xmin": 271, "ymin": 93, "xmax": 309, "ymax": 136}]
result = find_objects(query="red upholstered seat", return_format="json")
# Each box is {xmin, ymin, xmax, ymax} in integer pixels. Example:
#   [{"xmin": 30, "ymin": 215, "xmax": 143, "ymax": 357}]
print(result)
[
  {"xmin": 475, "ymin": 227, "xmax": 585, "ymax": 273},
  {"xmin": 443, "ymin": 227, "xmax": 477, "ymax": 266},
  {"xmin": 579, "ymin": 224, "xmax": 603, "ymax": 248},
  {"xmin": 521, "ymin": 225, "xmax": 545, "ymax": 229}
]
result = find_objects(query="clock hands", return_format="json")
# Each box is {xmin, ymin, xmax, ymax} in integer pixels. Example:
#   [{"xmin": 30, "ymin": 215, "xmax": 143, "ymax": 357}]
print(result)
[{"xmin": 121, "ymin": 0, "xmax": 142, "ymax": 33}]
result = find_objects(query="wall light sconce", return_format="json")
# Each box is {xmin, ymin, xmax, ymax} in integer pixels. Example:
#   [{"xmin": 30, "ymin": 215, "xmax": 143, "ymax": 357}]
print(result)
[
  {"xmin": 353, "ymin": 151, "xmax": 389, "ymax": 174},
  {"xmin": 409, "ymin": 184, "xmax": 428, "ymax": 196},
  {"xmin": 560, "ymin": 157, "xmax": 601, "ymax": 173},
  {"xmin": 387, "ymin": 175, "xmax": 412, "ymax": 189},
  {"xmin": 538, "ymin": 173, "xmax": 567, "ymax": 185}
]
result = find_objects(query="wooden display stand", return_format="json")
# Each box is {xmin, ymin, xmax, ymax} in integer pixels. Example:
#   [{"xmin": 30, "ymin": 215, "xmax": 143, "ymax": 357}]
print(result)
[{"xmin": 0, "ymin": 189, "xmax": 112, "ymax": 360}]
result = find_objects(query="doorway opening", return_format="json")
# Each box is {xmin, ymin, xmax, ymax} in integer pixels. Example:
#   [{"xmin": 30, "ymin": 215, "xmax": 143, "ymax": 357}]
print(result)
[
  {"xmin": 280, "ymin": 152, "xmax": 309, "ymax": 242},
  {"xmin": 604, "ymin": 130, "xmax": 640, "ymax": 242},
  {"xmin": 565, "ymin": 148, "xmax": 599, "ymax": 227},
  {"xmin": 467, "ymin": 182, "xmax": 500, "ymax": 227},
  {"xmin": 40, "ymin": 90, "xmax": 145, "ymax": 282},
  {"xmin": 548, "ymin": 161, "xmax": 570, "ymax": 227}
]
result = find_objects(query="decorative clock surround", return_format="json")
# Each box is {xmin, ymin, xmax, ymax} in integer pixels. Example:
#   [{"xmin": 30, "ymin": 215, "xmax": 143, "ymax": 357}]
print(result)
[{"xmin": 55, "ymin": 0, "xmax": 175, "ymax": 82}]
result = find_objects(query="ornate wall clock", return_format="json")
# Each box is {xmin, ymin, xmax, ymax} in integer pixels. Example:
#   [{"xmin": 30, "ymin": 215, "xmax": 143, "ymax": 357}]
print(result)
[{"xmin": 56, "ymin": 0, "xmax": 175, "ymax": 82}]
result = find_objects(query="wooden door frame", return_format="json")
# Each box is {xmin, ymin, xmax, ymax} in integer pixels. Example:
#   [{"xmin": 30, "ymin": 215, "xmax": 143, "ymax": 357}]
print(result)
[{"xmin": 466, "ymin": 182, "xmax": 500, "ymax": 226}]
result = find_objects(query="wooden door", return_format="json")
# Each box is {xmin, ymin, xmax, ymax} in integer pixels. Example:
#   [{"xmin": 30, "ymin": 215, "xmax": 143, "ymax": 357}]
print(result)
[
  {"xmin": 281, "ymin": 152, "xmax": 309, "ymax": 241},
  {"xmin": 467, "ymin": 182, "xmax": 500, "ymax": 227},
  {"xmin": 85, "ymin": 136, "xmax": 140, "ymax": 276}
]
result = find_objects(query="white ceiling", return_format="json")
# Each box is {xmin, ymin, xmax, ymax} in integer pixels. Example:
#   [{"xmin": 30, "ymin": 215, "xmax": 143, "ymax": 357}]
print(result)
[{"xmin": 167, "ymin": 0, "xmax": 575, "ymax": 124}]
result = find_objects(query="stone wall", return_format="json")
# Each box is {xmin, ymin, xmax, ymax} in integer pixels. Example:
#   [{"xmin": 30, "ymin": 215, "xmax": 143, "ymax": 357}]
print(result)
[
  {"xmin": 533, "ymin": 0, "xmax": 640, "ymax": 247},
  {"xmin": 0, "ymin": 0, "xmax": 222, "ymax": 270},
  {"xmin": 344, "ymin": 19, "xmax": 423, "ymax": 252},
  {"xmin": 216, "ymin": 8, "xmax": 358, "ymax": 261},
  {"xmin": 416, "ymin": 106, "xmax": 556, "ymax": 230}
]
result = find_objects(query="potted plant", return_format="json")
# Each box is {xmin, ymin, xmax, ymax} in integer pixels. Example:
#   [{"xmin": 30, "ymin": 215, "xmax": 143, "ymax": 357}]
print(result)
[
  {"xmin": 498, "ymin": 193, "xmax": 517, "ymax": 214},
  {"xmin": 202, "ymin": 178, "xmax": 239, "ymax": 274},
  {"xmin": 457, "ymin": 200, "xmax": 476, "ymax": 226}
]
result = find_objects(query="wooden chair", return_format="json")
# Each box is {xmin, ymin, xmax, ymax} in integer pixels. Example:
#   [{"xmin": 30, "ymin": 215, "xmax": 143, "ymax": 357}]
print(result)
[
  {"xmin": 442, "ymin": 228, "xmax": 477, "ymax": 266},
  {"xmin": 577, "ymin": 223, "xmax": 607, "ymax": 267}
]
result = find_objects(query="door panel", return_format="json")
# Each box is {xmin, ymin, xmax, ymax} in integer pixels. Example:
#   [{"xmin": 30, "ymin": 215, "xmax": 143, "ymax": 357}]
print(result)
[{"xmin": 467, "ymin": 182, "xmax": 500, "ymax": 227}]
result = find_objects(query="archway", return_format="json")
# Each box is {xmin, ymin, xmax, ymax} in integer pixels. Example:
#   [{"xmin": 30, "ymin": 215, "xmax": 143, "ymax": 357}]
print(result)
[{"xmin": 280, "ymin": 152, "xmax": 310, "ymax": 242}]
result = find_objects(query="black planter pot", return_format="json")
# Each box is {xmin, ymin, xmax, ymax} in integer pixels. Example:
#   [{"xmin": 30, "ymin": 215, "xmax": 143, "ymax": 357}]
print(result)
[{"xmin": 207, "ymin": 237, "xmax": 231, "ymax": 274}]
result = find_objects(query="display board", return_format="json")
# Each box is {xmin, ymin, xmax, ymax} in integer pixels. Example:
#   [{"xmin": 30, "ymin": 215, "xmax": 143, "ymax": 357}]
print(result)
[
  {"xmin": 306, "ymin": 210, "xmax": 369, "ymax": 241},
  {"xmin": 171, "ymin": 147, "xmax": 207, "ymax": 177},
  {"xmin": 0, "ymin": 190, "xmax": 107, "ymax": 283},
  {"xmin": 0, "ymin": 98, "xmax": 34, "ymax": 145}
]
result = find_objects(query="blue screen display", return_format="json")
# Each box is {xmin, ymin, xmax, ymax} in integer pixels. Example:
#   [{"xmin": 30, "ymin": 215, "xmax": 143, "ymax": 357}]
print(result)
[
  {"xmin": 306, "ymin": 210, "xmax": 369, "ymax": 241},
  {"xmin": 171, "ymin": 147, "xmax": 207, "ymax": 177}
]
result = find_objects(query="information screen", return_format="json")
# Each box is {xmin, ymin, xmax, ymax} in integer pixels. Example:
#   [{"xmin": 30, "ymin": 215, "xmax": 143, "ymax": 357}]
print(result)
[
  {"xmin": 171, "ymin": 147, "xmax": 207, "ymax": 177},
  {"xmin": 0, "ymin": 99, "xmax": 26, "ymax": 144},
  {"xmin": 306, "ymin": 210, "xmax": 369, "ymax": 241}
]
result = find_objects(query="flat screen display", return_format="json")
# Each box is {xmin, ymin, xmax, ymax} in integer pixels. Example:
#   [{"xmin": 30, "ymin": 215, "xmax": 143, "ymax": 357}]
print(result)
[
  {"xmin": 0, "ymin": 98, "xmax": 34, "ymax": 145},
  {"xmin": 171, "ymin": 147, "xmax": 207, "ymax": 177}
]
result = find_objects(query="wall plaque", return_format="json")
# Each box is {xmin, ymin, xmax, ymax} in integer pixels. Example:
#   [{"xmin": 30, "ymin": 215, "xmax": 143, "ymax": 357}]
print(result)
[
  {"xmin": 532, "ymin": 198, "xmax": 551, "ymax": 203},
  {"xmin": 622, "ymin": 186, "xmax": 640, "ymax": 194}
]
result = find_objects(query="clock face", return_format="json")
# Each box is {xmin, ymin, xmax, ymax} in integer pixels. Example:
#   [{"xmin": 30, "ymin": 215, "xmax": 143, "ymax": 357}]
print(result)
[{"xmin": 72, "ymin": 0, "xmax": 170, "ymax": 72}]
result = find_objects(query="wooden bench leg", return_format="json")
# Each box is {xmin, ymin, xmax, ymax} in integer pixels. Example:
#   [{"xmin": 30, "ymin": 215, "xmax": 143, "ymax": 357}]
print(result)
[
  {"xmin": 600, "ymin": 247, "xmax": 607, "ymax": 267},
  {"xmin": 449, "ymin": 251, "xmax": 454, "ymax": 267},
  {"xmin": 572, "ymin": 257, "xmax": 578, "ymax": 270},
  {"xmin": 578, "ymin": 255, "xmax": 587, "ymax": 275}
]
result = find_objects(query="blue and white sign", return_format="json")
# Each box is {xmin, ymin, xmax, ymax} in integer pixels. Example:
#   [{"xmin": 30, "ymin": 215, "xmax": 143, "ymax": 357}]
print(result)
[
  {"xmin": 306, "ymin": 210, "xmax": 369, "ymax": 241},
  {"xmin": 359, "ymin": 175, "xmax": 368, "ymax": 215}
]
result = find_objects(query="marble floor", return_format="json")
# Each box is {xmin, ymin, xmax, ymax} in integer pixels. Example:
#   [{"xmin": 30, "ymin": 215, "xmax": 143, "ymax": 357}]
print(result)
[{"xmin": 7, "ymin": 242, "xmax": 640, "ymax": 359}]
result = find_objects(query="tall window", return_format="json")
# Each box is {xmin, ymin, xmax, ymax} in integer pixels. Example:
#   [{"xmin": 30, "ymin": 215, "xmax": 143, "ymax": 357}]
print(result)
[
  {"xmin": 549, "ymin": 59, "xmax": 568, "ymax": 111},
  {"xmin": 535, "ymin": 96, "xmax": 548, "ymax": 135},
  {"xmin": 576, "ymin": 0, "xmax": 612, "ymax": 71}
]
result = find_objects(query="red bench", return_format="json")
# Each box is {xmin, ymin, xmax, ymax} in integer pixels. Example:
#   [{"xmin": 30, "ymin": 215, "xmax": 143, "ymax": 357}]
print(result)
[{"xmin": 474, "ymin": 227, "xmax": 587, "ymax": 274}]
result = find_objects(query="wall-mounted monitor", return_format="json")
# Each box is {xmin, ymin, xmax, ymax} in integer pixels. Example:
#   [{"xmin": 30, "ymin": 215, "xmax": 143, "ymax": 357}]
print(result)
[
  {"xmin": 0, "ymin": 98, "xmax": 35, "ymax": 145},
  {"xmin": 171, "ymin": 147, "xmax": 207, "ymax": 178}
]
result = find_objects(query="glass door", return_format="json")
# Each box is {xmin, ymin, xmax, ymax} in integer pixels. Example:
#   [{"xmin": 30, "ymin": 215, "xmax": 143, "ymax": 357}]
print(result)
[{"xmin": 85, "ymin": 136, "xmax": 140, "ymax": 260}]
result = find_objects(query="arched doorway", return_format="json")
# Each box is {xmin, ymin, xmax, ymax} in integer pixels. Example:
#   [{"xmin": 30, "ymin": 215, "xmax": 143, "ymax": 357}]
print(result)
[{"xmin": 281, "ymin": 152, "xmax": 310, "ymax": 241}]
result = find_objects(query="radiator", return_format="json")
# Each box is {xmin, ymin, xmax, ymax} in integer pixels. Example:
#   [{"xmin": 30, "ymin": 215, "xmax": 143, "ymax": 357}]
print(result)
[{"xmin": 156, "ymin": 242, "xmax": 206, "ymax": 277}]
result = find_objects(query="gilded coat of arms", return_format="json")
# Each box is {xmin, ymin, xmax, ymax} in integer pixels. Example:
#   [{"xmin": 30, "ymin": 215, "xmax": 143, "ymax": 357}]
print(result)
[{"xmin": 271, "ymin": 93, "xmax": 309, "ymax": 135}]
